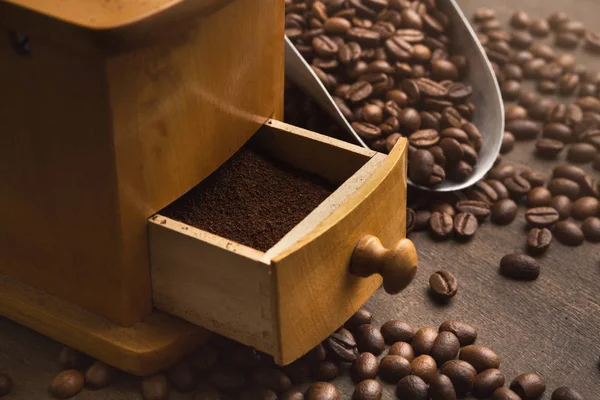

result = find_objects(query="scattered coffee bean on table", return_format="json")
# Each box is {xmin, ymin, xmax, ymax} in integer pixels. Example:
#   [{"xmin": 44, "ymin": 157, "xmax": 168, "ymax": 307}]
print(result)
[
  {"xmin": 49, "ymin": 370, "xmax": 85, "ymax": 399},
  {"xmin": 161, "ymin": 147, "xmax": 334, "ymax": 252},
  {"xmin": 351, "ymin": 352, "xmax": 379, "ymax": 383},
  {"xmin": 492, "ymin": 387, "xmax": 524, "ymax": 400},
  {"xmin": 510, "ymin": 372, "xmax": 546, "ymax": 399},
  {"xmin": 500, "ymin": 253, "xmax": 540, "ymax": 280},
  {"xmin": 551, "ymin": 386, "xmax": 584, "ymax": 400},
  {"xmin": 85, "ymin": 361, "xmax": 114, "ymax": 390},
  {"xmin": 553, "ymin": 220, "xmax": 585, "ymax": 246},
  {"xmin": 429, "ymin": 270, "xmax": 459, "ymax": 299},
  {"xmin": 527, "ymin": 227, "xmax": 553, "ymax": 255},
  {"xmin": 305, "ymin": 382, "xmax": 339, "ymax": 400},
  {"xmin": 352, "ymin": 379, "xmax": 382, "ymax": 400},
  {"xmin": 439, "ymin": 320, "xmax": 478, "ymax": 346},
  {"xmin": 379, "ymin": 355, "xmax": 411, "ymax": 383},
  {"xmin": 380, "ymin": 320, "xmax": 414, "ymax": 344}
]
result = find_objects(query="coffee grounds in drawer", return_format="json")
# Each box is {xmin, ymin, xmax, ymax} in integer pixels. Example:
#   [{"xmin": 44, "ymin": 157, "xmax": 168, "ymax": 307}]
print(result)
[{"xmin": 161, "ymin": 146, "xmax": 336, "ymax": 252}]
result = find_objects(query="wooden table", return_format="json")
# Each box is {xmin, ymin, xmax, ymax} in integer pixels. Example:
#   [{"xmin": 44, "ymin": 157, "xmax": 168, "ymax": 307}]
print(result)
[{"xmin": 1, "ymin": 0, "xmax": 600, "ymax": 398}]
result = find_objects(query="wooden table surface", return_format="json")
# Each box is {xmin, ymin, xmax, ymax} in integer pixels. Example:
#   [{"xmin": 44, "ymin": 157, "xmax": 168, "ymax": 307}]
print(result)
[{"xmin": 1, "ymin": 0, "xmax": 600, "ymax": 399}]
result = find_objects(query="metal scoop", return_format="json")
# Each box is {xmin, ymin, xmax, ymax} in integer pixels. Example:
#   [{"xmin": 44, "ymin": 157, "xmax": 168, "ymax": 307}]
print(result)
[{"xmin": 285, "ymin": 0, "xmax": 504, "ymax": 192}]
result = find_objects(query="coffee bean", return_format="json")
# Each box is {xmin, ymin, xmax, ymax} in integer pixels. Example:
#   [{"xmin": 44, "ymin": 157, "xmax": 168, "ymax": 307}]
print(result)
[
  {"xmin": 324, "ymin": 17, "xmax": 351, "ymax": 34},
  {"xmin": 345, "ymin": 308, "xmax": 372, "ymax": 331},
  {"xmin": 580, "ymin": 175, "xmax": 600, "ymax": 198},
  {"xmin": 410, "ymin": 149, "xmax": 435, "ymax": 185},
  {"xmin": 585, "ymin": 32, "xmax": 600, "ymax": 53},
  {"xmin": 429, "ymin": 270, "xmax": 458, "ymax": 299},
  {"xmin": 505, "ymin": 105, "xmax": 528, "ymax": 121},
  {"xmin": 487, "ymin": 179, "xmax": 511, "ymax": 200},
  {"xmin": 439, "ymin": 320, "xmax": 477, "ymax": 346},
  {"xmin": 468, "ymin": 181, "xmax": 500, "ymax": 205},
  {"xmin": 568, "ymin": 142, "xmax": 598, "ymax": 163},
  {"xmin": 354, "ymin": 324, "xmax": 385, "ymax": 355},
  {"xmin": 428, "ymin": 374, "xmax": 456, "ymax": 400},
  {"xmin": 529, "ymin": 98, "xmax": 555, "ymax": 121},
  {"xmin": 0, "ymin": 374, "xmax": 12, "ymax": 397},
  {"xmin": 346, "ymin": 81, "xmax": 373, "ymax": 103},
  {"xmin": 572, "ymin": 196, "xmax": 599, "ymax": 220},
  {"xmin": 311, "ymin": 361, "xmax": 339, "ymax": 381},
  {"xmin": 459, "ymin": 345, "xmax": 500, "ymax": 372},
  {"xmin": 429, "ymin": 211, "xmax": 454, "ymax": 238},
  {"xmin": 550, "ymin": 195, "xmax": 572, "ymax": 220},
  {"xmin": 430, "ymin": 331, "xmax": 460, "ymax": 364},
  {"xmin": 379, "ymin": 355, "xmax": 411, "ymax": 383},
  {"xmin": 500, "ymin": 253, "xmax": 540, "ymax": 280},
  {"xmin": 489, "ymin": 164, "xmax": 517, "ymax": 181},
  {"xmin": 526, "ymin": 227, "xmax": 552, "ymax": 255},
  {"xmin": 559, "ymin": 73, "xmax": 580, "ymax": 95},
  {"xmin": 506, "ymin": 119, "xmax": 541, "ymax": 140},
  {"xmin": 440, "ymin": 360, "xmax": 477, "ymax": 396},
  {"xmin": 141, "ymin": 374, "xmax": 169, "ymax": 400},
  {"xmin": 504, "ymin": 175, "xmax": 531, "ymax": 200},
  {"xmin": 410, "ymin": 355, "xmax": 438, "ymax": 383},
  {"xmin": 448, "ymin": 83, "xmax": 473, "ymax": 101},
  {"xmin": 527, "ymin": 187, "xmax": 552, "ymax": 207},
  {"xmin": 536, "ymin": 138, "xmax": 564, "ymax": 158},
  {"xmin": 555, "ymin": 32, "xmax": 580, "ymax": 49},
  {"xmin": 313, "ymin": 35, "xmax": 339, "ymax": 58},
  {"xmin": 351, "ymin": 352, "xmax": 379, "ymax": 382},
  {"xmin": 548, "ymin": 178, "xmax": 580, "ymax": 200},
  {"xmin": 525, "ymin": 207, "xmax": 560, "ymax": 228},
  {"xmin": 537, "ymin": 80, "xmax": 558, "ymax": 94},
  {"xmin": 501, "ymin": 131, "xmax": 515, "ymax": 154},
  {"xmin": 510, "ymin": 373, "xmax": 546, "ymax": 400},
  {"xmin": 352, "ymin": 379, "xmax": 382, "ymax": 400},
  {"xmin": 381, "ymin": 320, "xmax": 414, "ymax": 344},
  {"xmin": 551, "ymin": 387, "xmax": 584, "ymax": 400},
  {"xmin": 389, "ymin": 341, "xmax": 415, "ymax": 361},
  {"xmin": 414, "ymin": 210, "xmax": 432, "ymax": 231},
  {"xmin": 492, "ymin": 387, "xmax": 524, "ymax": 400},
  {"xmin": 582, "ymin": 217, "xmax": 600, "ymax": 241},
  {"xmin": 412, "ymin": 327, "xmax": 438, "ymax": 355},
  {"xmin": 410, "ymin": 129, "xmax": 440, "ymax": 148},
  {"xmin": 543, "ymin": 123, "xmax": 573, "ymax": 143},
  {"xmin": 455, "ymin": 200, "xmax": 490, "ymax": 222},
  {"xmin": 396, "ymin": 375, "xmax": 429, "ymax": 400},
  {"xmin": 473, "ymin": 8, "xmax": 496, "ymax": 22},
  {"xmin": 530, "ymin": 19, "xmax": 550, "ymax": 37},
  {"xmin": 501, "ymin": 80, "xmax": 521, "ymax": 101},
  {"xmin": 326, "ymin": 328, "xmax": 358, "ymax": 362},
  {"xmin": 305, "ymin": 382, "xmax": 339, "ymax": 400},
  {"xmin": 50, "ymin": 370, "xmax": 85, "ymax": 399},
  {"xmin": 490, "ymin": 199, "xmax": 517, "ymax": 225},
  {"xmin": 554, "ymin": 221, "xmax": 585, "ymax": 246},
  {"xmin": 510, "ymin": 11, "xmax": 531, "ymax": 29},
  {"xmin": 454, "ymin": 213, "xmax": 478, "ymax": 238},
  {"xmin": 473, "ymin": 369, "xmax": 505, "ymax": 398},
  {"xmin": 439, "ymin": 138, "xmax": 464, "ymax": 163}
]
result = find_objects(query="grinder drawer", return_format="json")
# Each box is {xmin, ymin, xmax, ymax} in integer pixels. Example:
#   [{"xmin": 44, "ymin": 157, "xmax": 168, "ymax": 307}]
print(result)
[{"xmin": 147, "ymin": 119, "xmax": 416, "ymax": 365}]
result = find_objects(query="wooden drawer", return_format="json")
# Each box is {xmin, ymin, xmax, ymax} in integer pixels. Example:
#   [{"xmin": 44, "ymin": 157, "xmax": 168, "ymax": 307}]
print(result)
[{"xmin": 148, "ymin": 119, "xmax": 416, "ymax": 365}]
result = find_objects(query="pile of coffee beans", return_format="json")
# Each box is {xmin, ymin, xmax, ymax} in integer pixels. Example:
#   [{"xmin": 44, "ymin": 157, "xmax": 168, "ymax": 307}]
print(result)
[
  {"xmin": 285, "ymin": 0, "xmax": 482, "ymax": 187},
  {"xmin": 39, "ymin": 309, "xmax": 584, "ymax": 399}
]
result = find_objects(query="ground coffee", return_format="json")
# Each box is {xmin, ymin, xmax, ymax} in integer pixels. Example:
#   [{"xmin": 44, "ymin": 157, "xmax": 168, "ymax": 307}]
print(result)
[{"xmin": 161, "ymin": 146, "xmax": 335, "ymax": 252}]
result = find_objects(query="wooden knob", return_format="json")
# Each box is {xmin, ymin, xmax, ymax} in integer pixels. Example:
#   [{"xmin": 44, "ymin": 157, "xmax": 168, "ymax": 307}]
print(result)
[{"xmin": 350, "ymin": 235, "xmax": 418, "ymax": 294}]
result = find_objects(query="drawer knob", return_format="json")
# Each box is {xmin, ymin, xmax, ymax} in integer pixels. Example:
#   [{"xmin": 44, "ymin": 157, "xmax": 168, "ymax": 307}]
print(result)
[{"xmin": 350, "ymin": 235, "xmax": 418, "ymax": 294}]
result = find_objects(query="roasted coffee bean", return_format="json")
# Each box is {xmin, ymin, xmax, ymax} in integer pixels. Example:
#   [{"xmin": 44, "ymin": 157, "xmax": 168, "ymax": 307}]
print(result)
[
  {"xmin": 354, "ymin": 325, "xmax": 385, "ymax": 355},
  {"xmin": 439, "ymin": 138, "xmax": 464, "ymax": 163},
  {"xmin": 311, "ymin": 361, "xmax": 339, "ymax": 381},
  {"xmin": 429, "ymin": 270, "xmax": 458, "ymax": 299},
  {"xmin": 431, "ymin": 60, "xmax": 459, "ymax": 81},
  {"xmin": 381, "ymin": 320, "xmax": 414, "ymax": 344},
  {"xmin": 527, "ymin": 228, "xmax": 552, "ymax": 254},
  {"xmin": 492, "ymin": 387, "xmax": 524, "ymax": 400},
  {"xmin": 529, "ymin": 98, "xmax": 555, "ymax": 121},
  {"xmin": 538, "ymin": 80, "xmax": 558, "ymax": 94},
  {"xmin": 313, "ymin": 35, "xmax": 339, "ymax": 58},
  {"xmin": 0, "ymin": 373, "xmax": 12, "ymax": 397},
  {"xmin": 554, "ymin": 220, "xmax": 585, "ymax": 246},
  {"xmin": 491, "ymin": 199, "xmax": 518, "ymax": 225},
  {"xmin": 543, "ymin": 123, "xmax": 573, "ymax": 143},
  {"xmin": 432, "ymin": 202, "xmax": 456, "ymax": 217},
  {"xmin": 527, "ymin": 187, "xmax": 552, "ymax": 207},
  {"xmin": 487, "ymin": 179, "xmax": 511, "ymax": 200},
  {"xmin": 552, "ymin": 164, "xmax": 586, "ymax": 183},
  {"xmin": 555, "ymin": 32, "xmax": 580, "ymax": 49},
  {"xmin": 345, "ymin": 308, "xmax": 372, "ymax": 330},
  {"xmin": 379, "ymin": 355, "xmax": 411, "ymax": 383},
  {"xmin": 500, "ymin": 253, "xmax": 540, "ymax": 280},
  {"xmin": 582, "ymin": 217, "xmax": 600, "ymax": 241},
  {"xmin": 346, "ymin": 82, "xmax": 373, "ymax": 103},
  {"xmin": 338, "ymin": 42, "xmax": 362, "ymax": 65},
  {"xmin": 473, "ymin": 369, "xmax": 505, "ymax": 398},
  {"xmin": 536, "ymin": 138, "xmax": 564, "ymax": 158},
  {"xmin": 550, "ymin": 195, "xmax": 572, "ymax": 220},
  {"xmin": 459, "ymin": 345, "xmax": 500, "ymax": 372},
  {"xmin": 352, "ymin": 122, "xmax": 382, "ymax": 141},
  {"xmin": 454, "ymin": 213, "xmax": 478, "ymax": 238},
  {"xmin": 326, "ymin": 328, "xmax": 358, "ymax": 362},
  {"xmin": 525, "ymin": 207, "xmax": 560, "ymax": 228},
  {"xmin": 548, "ymin": 178, "xmax": 580, "ymax": 200},
  {"xmin": 559, "ymin": 73, "xmax": 580, "ymax": 95},
  {"xmin": 362, "ymin": 104, "xmax": 383, "ymax": 124},
  {"xmin": 489, "ymin": 164, "xmax": 517, "ymax": 181},
  {"xmin": 429, "ymin": 374, "xmax": 457, "ymax": 400},
  {"xmin": 351, "ymin": 352, "xmax": 379, "ymax": 382},
  {"xmin": 448, "ymin": 83, "xmax": 473, "ymax": 101},
  {"xmin": 430, "ymin": 331, "xmax": 460, "ymax": 364},
  {"xmin": 473, "ymin": 8, "xmax": 496, "ymax": 22},
  {"xmin": 551, "ymin": 387, "xmax": 585, "ymax": 400},
  {"xmin": 505, "ymin": 105, "xmax": 528, "ymax": 121},
  {"xmin": 166, "ymin": 361, "xmax": 196, "ymax": 393},
  {"xmin": 446, "ymin": 161, "xmax": 471, "ymax": 182},
  {"xmin": 441, "ymin": 127, "xmax": 469, "ymax": 143},
  {"xmin": 506, "ymin": 119, "xmax": 541, "ymax": 140},
  {"xmin": 324, "ymin": 17, "xmax": 351, "ymax": 34},
  {"xmin": 577, "ymin": 96, "xmax": 600, "ymax": 113},
  {"xmin": 510, "ymin": 11, "xmax": 531, "ymax": 29},
  {"xmin": 580, "ymin": 175, "xmax": 600, "ymax": 198},
  {"xmin": 504, "ymin": 175, "xmax": 531, "ymax": 200},
  {"xmin": 396, "ymin": 375, "xmax": 429, "ymax": 400},
  {"xmin": 409, "ymin": 149, "xmax": 435, "ymax": 185},
  {"xmin": 441, "ymin": 360, "xmax": 477, "ymax": 396},
  {"xmin": 410, "ymin": 129, "xmax": 440, "ymax": 148},
  {"xmin": 414, "ymin": 210, "xmax": 432, "ymax": 231},
  {"xmin": 352, "ymin": 379, "xmax": 382, "ymax": 400},
  {"xmin": 530, "ymin": 18, "xmax": 550, "ymax": 37},
  {"xmin": 456, "ymin": 200, "xmax": 490, "ymax": 222},
  {"xmin": 141, "ymin": 374, "xmax": 170, "ymax": 400},
  {"xmin": 567, "ymin": 143, "xmax": 597, "ymax": 163},
  {"xmin": 468, "ymin": 181, "xmax": 500, "ymax": 205},
  {"xmin": 572, "ymin": 196, "xmax": 599, "ymax": 220},
  {"xmin": 585, "ymin": 32, "xmax": 600, "ymax": 53},
  {"xmin": 412, "ymin": 327, "xmax": 438, "ymax": 355},
  {"xmin": 305, "ymin": 382, "xmax": 339, "ymax": 400},
  {"xmin": 510, "ymin": 373, "xmax": 546, "ymax": 400},
  {"xmin": 438, "ymin": 321, "xmax": 476, "ymax": 347},
  {"xmin": 523, "ymin": 59, "xmax": 545, "ymax": 79},
  {"xmin": 539, "ymin": 63, "xmax": 563, "ymax": 81},
  {"xmin": 501, "ymin": 131, "xmax": 515, "ymax": 154},
  {"xmin": 501, "ymin": 80, "xmax": 521, "ymax": 101},
  {"xmin": 411, "ymin": 355, "xmax": 438, "ymax": 383},
  {"xmin": 389, "ymin": 341, "xmax": 415, "ymax": 362},
  {"xmin": 429, "ymin": 211, "xmax": 454, "ymax": 238},
  {"xmin": 50, "ymin": 370, "xmax": 85, "ymax": 399}
]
